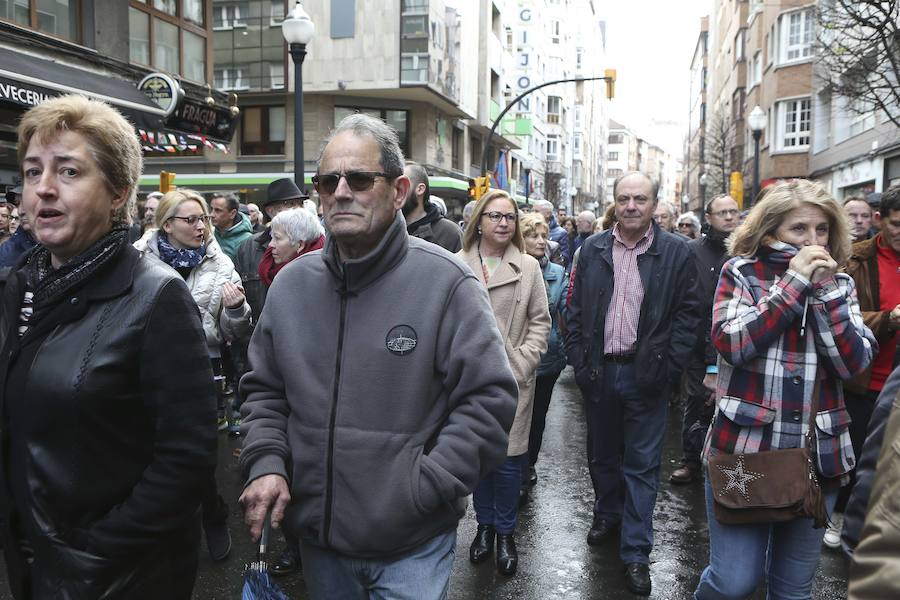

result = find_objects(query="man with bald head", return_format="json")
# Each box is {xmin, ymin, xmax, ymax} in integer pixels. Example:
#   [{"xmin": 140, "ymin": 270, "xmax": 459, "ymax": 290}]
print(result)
[
  {"xmin": 566, "ymin": 171, "xmax": 699, "ymax": 596},
  {"xmin": 533, "ymin": 200, "xmax": 569, "ymax": 266}
]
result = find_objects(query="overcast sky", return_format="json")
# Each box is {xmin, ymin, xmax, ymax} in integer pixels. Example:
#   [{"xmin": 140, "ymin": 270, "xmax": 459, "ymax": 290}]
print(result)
[{"xmin": 599, "ymin": 0, "xmax": 709, "ymax": 159}]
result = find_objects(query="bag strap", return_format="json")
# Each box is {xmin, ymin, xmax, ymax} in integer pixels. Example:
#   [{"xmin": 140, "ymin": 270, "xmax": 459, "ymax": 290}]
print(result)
[{"xmin": 805, "ymin": 368, "xmax": 821, "ymax": 451}]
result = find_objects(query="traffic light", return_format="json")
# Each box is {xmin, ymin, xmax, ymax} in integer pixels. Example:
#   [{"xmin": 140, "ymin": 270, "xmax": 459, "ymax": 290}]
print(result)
[
  {"xmin": 730, "ymin": 171, "xmax": 744, "ymax": 210},
  {"xmin": 159, "ymin": 171, "xmax": 176, "ymax": 193},
  {"xmin": 604, "ymin": 69, "xmax": 616, "ymax": 100},
  {"xmin": 468, "ymin": 176, "xmax": 491, "ymax": 201}
]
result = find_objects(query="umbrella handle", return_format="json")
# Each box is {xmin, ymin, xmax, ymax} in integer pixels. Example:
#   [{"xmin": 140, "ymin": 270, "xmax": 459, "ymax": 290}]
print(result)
[{"xmin": 259, "ymin": 509, "xmax": 272, "ymax": 560}]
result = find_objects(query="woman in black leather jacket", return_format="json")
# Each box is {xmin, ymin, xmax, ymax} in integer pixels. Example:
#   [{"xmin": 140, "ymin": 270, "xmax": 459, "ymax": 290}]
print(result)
[{"xmin": 0, "ymin": 95, "xmax": 217, "ymax": 599}]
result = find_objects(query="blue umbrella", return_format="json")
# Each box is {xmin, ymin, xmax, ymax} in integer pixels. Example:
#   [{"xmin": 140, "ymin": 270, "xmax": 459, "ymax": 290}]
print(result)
[{"xmin": 242, "ymin": 513, "xmax": 292, "ymax": 600}]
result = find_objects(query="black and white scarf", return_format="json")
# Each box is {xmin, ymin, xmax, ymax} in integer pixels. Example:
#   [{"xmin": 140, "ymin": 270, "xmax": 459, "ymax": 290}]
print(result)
[{"xmin": 21, "ymin": 227, "xmax": 129, "ymax": 331}]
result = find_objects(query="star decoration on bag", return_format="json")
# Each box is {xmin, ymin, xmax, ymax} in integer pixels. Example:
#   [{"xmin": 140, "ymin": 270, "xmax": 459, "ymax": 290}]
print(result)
[{"xmin": 717, "ymin": 454, "xmax": 765, "ymax": 501}]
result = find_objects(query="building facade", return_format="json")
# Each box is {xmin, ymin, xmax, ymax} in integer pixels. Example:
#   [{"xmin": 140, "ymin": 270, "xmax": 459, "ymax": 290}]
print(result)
[
  {"xmin": 683, "ymin": 16, "xmax": 708, "ymax": 213},
  {"xmin": 0, "ymin": 0, "xmax": 235, "ymax": 194}
]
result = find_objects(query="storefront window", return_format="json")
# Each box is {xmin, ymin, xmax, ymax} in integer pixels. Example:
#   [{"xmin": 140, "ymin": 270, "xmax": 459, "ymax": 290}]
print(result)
[
  {"xmin": 154, "ymin": 18, "xmax": 180, "ymax": 74},
  {"xmin": 183, "ymin": 0, "xmax": 203, "ymax": 25},
  {"xmin": 129, "ymin": 7, "xmax": 150, "ymax": 65},
  {"xmin": 183, "ymin": 29, "xmax": 206, "ymax": 81},
  {"xmin": 241, "ymin": 106, "xmax": 285, "ymax": 155},
  {"xmin": 1, "ymin": 0, "xmax": 79, "ymax": 42},
  {"xmin": 334, "ymin": 107, "xmax": 410, "ymax": 158},
  {"xmin": 154, "ymin": 0, "xmax": 176, "ymax": 16},
  {"xmin": 130, "ymin": 1, "xmax": 211, "ymax": 83}
]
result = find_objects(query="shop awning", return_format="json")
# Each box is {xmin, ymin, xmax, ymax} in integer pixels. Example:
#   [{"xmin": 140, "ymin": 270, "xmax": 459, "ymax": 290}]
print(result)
[{"xmin": 0, "ymin": 47, "xmax": 167, "ymax": 132}]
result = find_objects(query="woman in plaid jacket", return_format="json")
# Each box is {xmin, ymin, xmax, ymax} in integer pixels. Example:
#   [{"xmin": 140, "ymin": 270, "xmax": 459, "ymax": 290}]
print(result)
[{"xmin": 694, "ymin": 180, "xmax": 877, "ymax": 600}]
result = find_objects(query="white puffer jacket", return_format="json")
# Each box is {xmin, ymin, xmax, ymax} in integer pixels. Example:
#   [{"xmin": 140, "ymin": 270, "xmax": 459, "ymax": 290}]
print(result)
[{"xmin": 135, "ymin": 230, "xmax": 252, "ymax": 355}]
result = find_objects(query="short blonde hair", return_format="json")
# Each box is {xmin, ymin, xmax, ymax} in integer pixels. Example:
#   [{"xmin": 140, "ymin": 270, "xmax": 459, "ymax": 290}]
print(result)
[
  {"xmin": 462, "ymin": 189, "xmax": 525, "ymax": 252},
  {"xmin": 519, "ymin": 212, "xmax": 549, "ymax": 238},
  {"xmin": 17, "ymin": 95, "xmax": 141, "ymax": 227},
  {"xmin": 727, "ymin": 179, "xmax": 852, "ymax": 266},
  {"xmin": 156, "ymin": 189, "xmax": 212, "ymax": 242}
]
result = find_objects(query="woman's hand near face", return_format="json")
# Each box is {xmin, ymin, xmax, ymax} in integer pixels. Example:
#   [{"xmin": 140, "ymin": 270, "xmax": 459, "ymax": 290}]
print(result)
[
  {"xmin": 788, "ymin": 245, "xmax": 837, "ymax": 281},
  {"xmin": 222, "ymin": 281, "xmax": 245, "ymax": 309}
]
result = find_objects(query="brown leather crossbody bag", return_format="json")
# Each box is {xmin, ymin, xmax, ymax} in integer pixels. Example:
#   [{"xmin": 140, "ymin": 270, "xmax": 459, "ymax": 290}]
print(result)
[{"xmin": 707, "ymin": 377, "xmax": 828, "ymax": 528}]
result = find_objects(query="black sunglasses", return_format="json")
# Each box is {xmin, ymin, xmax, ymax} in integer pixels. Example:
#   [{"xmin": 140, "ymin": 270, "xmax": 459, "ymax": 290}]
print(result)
[{"xmin": 312, "ymin": 170, "xmax": 396, "ymax": 195}]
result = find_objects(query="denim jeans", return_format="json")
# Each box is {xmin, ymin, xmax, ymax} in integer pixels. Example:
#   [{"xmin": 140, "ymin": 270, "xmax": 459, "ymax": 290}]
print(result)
[
  {"xmin": 695, "ymin": 478, "xmax": 838, "ymax": 600},
  {"xmin": 584, "ymin": 362, "xmax": 668, "ymax": 564},
  {"xmin": 299, "ymin": 530, "xmax": 457, "ymax": 600},
  {"xmin": 473, "ymin": 454, "xmax": 526, "ymax": 535}
]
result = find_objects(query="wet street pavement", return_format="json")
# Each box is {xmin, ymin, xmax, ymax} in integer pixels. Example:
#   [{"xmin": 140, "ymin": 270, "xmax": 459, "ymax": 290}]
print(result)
[{"xmin": 0, "ymin": 367, "xmax": 850, "ymax": 599}]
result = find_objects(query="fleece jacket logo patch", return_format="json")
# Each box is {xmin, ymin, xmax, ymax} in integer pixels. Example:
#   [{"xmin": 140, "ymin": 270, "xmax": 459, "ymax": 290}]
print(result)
[{"xmin": 386, "ymin": 325, "xmax": 418, "ymax": 356}]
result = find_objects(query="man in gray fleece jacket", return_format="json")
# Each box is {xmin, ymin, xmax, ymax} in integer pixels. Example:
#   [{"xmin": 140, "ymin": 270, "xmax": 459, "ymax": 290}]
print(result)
[{"xmin": 239, "ymin": 113, "xmax": 518, "ymax": 599}]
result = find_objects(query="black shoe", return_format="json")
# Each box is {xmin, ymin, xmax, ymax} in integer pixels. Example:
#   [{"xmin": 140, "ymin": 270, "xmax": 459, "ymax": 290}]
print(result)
[
  {"xmin": 586, "ymin": 517, "xmax": 619, "ymax": 546},
  {"xmin": 518, "ymin": 486, "xmax": 530, "ymax": 507},
  {"xmin": 496, "ymin": 533, "xmax": 518, "ymax": 576},
  {"xmin": 204, "ymin": 521, "xmax": 232, "ymax": 562},
  {"xmin": 528, "ymin": 465, "xmax": 538, "ymax": 486},
  {"xmin": 623, "ymin": 562, "xmax": 651, "ymax": 596},
  {"xmin": 469, "ymin": 524, "xmax": 494, "ymax": 564},
  {"xmin": 270, "ymin": 546, "xmax": 301, "ymax": 576}
]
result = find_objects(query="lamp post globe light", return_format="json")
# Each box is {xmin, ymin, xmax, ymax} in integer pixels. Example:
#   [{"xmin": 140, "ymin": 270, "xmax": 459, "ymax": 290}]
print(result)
[
  {"xmin": 698, "ymin": 171, "xmax": 708, "ymax": 212},
  {"xmin": 748, "ymin": 105, "xmax": 766, "ymax": 207},
  {"xmin": 282, "ymin": 2, "xmax": 315, "ymax": 193}
]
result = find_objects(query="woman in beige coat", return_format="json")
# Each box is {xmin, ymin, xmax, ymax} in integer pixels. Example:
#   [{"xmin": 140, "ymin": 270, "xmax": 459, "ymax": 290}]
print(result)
[{"xmin": 458, "ymin": 190, "xmax": 550, "ymax": 577}]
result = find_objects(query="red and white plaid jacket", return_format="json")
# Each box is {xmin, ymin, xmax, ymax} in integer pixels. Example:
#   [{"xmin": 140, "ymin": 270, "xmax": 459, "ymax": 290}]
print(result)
[{"xmin": 702, "ymin": 243, "xmax": 877, "ymax": 479}]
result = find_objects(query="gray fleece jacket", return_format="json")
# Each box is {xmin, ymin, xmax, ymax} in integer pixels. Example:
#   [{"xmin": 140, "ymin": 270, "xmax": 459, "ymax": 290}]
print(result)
[{"xmin": 240, "ymin": 213, "xmax": 518, "ymax": 557}]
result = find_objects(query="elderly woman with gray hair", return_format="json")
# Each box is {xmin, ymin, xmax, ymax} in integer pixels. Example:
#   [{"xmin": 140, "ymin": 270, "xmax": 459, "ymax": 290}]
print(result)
[{"xmin": 258, "ymin": 207, "xmax": 325, "ymax": 288}]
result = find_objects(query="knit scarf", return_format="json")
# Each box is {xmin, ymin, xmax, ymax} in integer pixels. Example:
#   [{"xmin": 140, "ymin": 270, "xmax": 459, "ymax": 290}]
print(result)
[
  {"xmin": 757, "ymin": 239, "xmax": 799, "ymax": 266},
  {"xmin": 258, "ymin": 234, "xmax": 325, "ymax": 287},
  {"xmin": 156, "ymin": 231, "xmax": 207, "ymax": 269},
  {"xmin": 24, "ymin": 227, "xmax": 129, "ymax": 323}
]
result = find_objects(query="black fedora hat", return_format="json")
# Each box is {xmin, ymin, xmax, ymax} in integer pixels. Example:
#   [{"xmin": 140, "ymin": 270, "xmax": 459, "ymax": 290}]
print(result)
[{"xmin": 265, "ymin": 178, "xmax": 308, "ymax": 208}]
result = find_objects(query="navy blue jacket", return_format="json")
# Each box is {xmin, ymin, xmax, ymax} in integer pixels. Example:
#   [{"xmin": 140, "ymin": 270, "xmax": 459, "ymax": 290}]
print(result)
[
  {"xmin": 565, "ymin": 221, "xmax": 701, "ymax": 395},
  {"xmin": 0, "ymin": 228, "xmax": 36, "ymax": 268}
]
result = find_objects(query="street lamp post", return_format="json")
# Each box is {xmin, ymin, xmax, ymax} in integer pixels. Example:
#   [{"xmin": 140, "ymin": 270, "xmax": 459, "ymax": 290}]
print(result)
[
  {"xmin": 524, "ymin": 168, "xmax": 531, "ymax": 206},
  {"xmin": 748, "ymin": 105, "xmax": 766, "ymax": 207},
  {"xmin": 282, "ymin": 2, "xmax": 315, "ymax": 194}
]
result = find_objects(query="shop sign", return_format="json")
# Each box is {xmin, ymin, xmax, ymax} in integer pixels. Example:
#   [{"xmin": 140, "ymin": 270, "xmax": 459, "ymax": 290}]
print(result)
[
  {"xmin": 167, "ymin": 97, "xmax": 237, "ymax": 143},
  {"xmin": 138, "ymin": 73, "xmax": 181, "ymax": 116},
  {"xmin": 0, "ymin": 77, "xmax": 55, "ymax": 108}
]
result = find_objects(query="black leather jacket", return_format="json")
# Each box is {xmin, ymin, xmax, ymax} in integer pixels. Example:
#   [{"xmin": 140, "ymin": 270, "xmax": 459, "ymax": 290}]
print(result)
[
  {"xmin": 234, "ymin": 228, "xmax": 271, "ymax": 321},
  {"xmin": 687, "ymin": 230, "xmax": 729, "ymax": 366},
  {"xmin": 0, "ymin": 245, "xmax": 216, "ymax": 599},
  {"xmin": 565, "ymin": 221, "xmax": 701, "ymax": 394}
]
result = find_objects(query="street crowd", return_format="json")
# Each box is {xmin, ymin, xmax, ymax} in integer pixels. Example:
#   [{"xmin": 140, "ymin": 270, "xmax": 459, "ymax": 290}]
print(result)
[{"xmin": 0, "ymin": 94, "xmax": 897, "ymax": 599}]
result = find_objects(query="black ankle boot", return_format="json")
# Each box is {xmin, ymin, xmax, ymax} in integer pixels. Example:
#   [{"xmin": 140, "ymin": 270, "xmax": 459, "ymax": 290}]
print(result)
[
  {"xmin": 469, "ymin": 524, "xmax": 495, "ymax": 564},
  {"xmin": 496, "ymin": 533, "xmax": 518, "ymax": 576}
]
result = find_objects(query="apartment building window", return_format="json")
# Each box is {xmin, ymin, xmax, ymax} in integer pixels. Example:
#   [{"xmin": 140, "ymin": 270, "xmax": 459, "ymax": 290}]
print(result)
[
  {"xmin": 452, "ymin": 127, "xmax": 463, "ymax": 171},
  {"xmin": 0, "ymin": 0, "xmax": 81, "ymax": 42},
  {"xmin": 608, "ymin": 168, "xmax": 623, "ymax": 178},
  {"xmin": 576, "ymin": 48, "xmax": 584, "ymax": 72},
  {"xmin": 547, "ymin": 96, "xmax": 561, "ymax": 124},
  {"xmin": 734, "ymin": 28, "xmax": 745, "ymax": 63},
  {"xmin": 574, "ymin": 104, "xmax": 583, "ymax": 129},
  {"xmin": 778, "ymin": 9, "xmax": 813, "ymax": 64},
  {"xmin": 573, "ymin": 133, "xmax": 583, "ymax": 158},
  {"xmin": 546, "ymin": 135, "xmax": 559, "ymax": 161},
  {"xmin": 331, "ymin": 0, "xmax": 355, "ymax": 38},
  {"xmin": 550, "ymin": 20, "xmax": 560, "ymax": 44},
  {"xmin": 608, "ymin": 151, "xmax": 619, "ymax": 161},
  {"xmin": 609, "ymin": 133, "xmax": 623, "ymax": 144},
  {"xmin": 268, "ymin": 63, "xmax": 284, "ymax": 89},
  {"xmin": 775, "ymin": 97, "xmax": 811, "ymax": 151},
  {"xmin": 214, "ymin": 66, "xmax": 248, "ymax": 90},
  {"xmin": 505, "ymin": 26, "xmax": 513, "ymax": 48},
  {"xmin": 401, "ymin": 0, "xmax": 428, "ymax": 11},
  {"xmin": 129, "ymin": 1, "xmax": 210, "ymax": 83},
  {"xmin": 334, "ymin": 107, "xmax": 410, "ymax": 158},
  {"xmin": 214, "ymin": 4, "xmax": 245, "ymax": 29},
  {"xmin": 241, "ymin": 105, "xmax": 286, "ymax": 155},
  {"xmin": 750, "ymin": 51, "xmax": 762, "ymax": 87}
]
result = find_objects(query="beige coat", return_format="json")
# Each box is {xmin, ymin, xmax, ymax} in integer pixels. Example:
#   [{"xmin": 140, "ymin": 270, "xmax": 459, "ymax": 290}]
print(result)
[
  {"xmin": 458, "ymin": 244, "xmax": 550, "ymax": 456},
  {"xmin": 849, "ymin": 385, "xmax": 900, "ymax": 600}
]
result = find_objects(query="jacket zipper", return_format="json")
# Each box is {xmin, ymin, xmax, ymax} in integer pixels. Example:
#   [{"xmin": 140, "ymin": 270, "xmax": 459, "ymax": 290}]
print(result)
[{"xmin": 323, "ymin": 290, "xmax": 348, "ymax": 544}]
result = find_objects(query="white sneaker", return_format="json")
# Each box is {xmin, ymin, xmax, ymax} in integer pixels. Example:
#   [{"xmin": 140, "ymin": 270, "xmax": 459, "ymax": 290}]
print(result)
[{"xmin": 823, "ymin": 514, "xmax": 843, "ymax": 549}]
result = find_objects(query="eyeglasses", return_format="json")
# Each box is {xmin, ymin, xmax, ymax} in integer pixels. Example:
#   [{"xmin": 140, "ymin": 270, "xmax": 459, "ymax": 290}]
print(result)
[
  {"xmin": 708, "ymin": 209, "xmax": 739, "ymax": 218},
  {"xmin": 312, "ymin": 171, "xmax": 395, "ymax": 195},
  {"xmin": 170, "ymin": 215, "xmax": 212, "ymax": 226},
  {"xmin": 8, "ymin": 216, "xmax": 19, "ymax": 221},
  {"xmin": 482, "ymin": 211, "xmax": 517, "ymax": 223}
]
